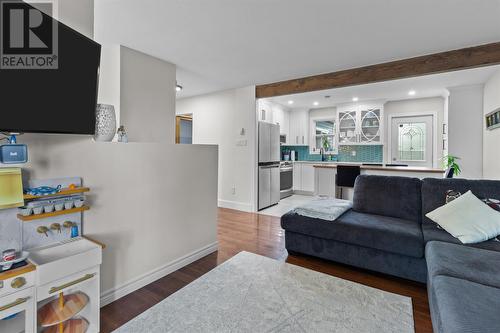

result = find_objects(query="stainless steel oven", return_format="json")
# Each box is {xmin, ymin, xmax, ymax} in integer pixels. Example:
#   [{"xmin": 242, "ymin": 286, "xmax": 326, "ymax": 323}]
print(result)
[{"xmin": 280, "ymin": 161, "xmax": 293, "ymax": 199}]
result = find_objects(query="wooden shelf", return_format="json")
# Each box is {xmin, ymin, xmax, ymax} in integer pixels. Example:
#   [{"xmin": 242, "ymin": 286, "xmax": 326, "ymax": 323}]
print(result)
[
  {"xmin": 38, "ymin": 292, "xmax": 89, "ymax": 327},
  {"xmin": 17, "ymin": 206, "xmax": 89, "ymax": 222},
  {"xmin": 23, "ymin": 187, "xmax": 90, "ymax": 200},
  {"xmin": 44, "ymin": 318, "xmax": 89, "ymax": 333}
]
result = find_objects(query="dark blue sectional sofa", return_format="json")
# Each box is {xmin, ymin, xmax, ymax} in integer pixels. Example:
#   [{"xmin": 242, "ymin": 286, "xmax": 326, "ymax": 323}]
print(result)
[{"xmin": 281, "ymin": 175, "xmax": 500, "ymax": 333}]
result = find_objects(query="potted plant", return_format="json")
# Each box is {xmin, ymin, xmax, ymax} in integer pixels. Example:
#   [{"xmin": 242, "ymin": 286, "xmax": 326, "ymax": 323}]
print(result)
[
  {"xmin": 321, "ymin": 135, "xmax": 330, "ymax": 152},
  {"xmin": 442, "ymin": 155, "xmax": 461, "ymax": 176}
]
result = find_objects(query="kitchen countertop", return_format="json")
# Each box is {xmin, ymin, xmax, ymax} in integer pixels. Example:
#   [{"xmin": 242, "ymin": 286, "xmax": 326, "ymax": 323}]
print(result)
[
  {"xmin": 0, "ymin": 262, "xmax": 36, "ymax": 280},
  {"xmin": 312, "ymin": 163, "xmax": 444, "ymax": 173}
]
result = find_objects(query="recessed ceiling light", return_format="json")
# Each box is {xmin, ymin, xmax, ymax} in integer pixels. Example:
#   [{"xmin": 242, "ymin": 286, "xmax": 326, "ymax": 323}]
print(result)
[
  {"xmin": 352, "ymin": 97, "xmax": 359, "ymax": 102},
  {"xmin": 176, "ymin": 84, "xmax": 183, "ymax": 92},
  {"xmin": 287, "ymin": 100, "xmax": 294, "ymax": 105},
  {"xmin": 313, "ymin": 101, "xmax": 319, "ymax": 106},
  {"xmin": 408, "ymin": 90, "xmax": 416, "ymax": 96}
]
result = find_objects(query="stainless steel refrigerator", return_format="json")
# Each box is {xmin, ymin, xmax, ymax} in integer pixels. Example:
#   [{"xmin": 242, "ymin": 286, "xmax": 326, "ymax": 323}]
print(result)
[{"xmin": 258, "ymin": 121, "xmax": 281, "ymax": 210}]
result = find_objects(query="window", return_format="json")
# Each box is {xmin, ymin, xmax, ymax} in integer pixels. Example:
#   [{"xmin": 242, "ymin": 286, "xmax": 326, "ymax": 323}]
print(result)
[
  {"xmin": 398, "ymin": 122, "xmax": 426, "ymax": 161},
  {"xmin": 311, "ymin": 119, "xmax": 335, "ymax": 153}
]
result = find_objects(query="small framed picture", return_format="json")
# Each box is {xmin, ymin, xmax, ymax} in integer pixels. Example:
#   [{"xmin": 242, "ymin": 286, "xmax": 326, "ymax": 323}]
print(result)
[{"xmin": 486, "ymin": 108, "xmax": 500, "ymax": 130}]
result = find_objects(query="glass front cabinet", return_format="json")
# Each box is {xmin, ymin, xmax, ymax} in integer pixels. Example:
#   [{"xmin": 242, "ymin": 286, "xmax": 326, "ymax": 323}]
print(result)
[{"xmin": 337, "ymin": 103, "xmax": 383, "ymax": 145}]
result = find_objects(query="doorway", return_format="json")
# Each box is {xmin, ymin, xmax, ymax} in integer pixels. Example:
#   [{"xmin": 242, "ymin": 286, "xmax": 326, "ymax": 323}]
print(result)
[
  {"xmin": 175, "ymin": 115, "xmax": 193, "ymax": 144},
  {"xmin": 390, "ymin": 115, "xmax": 434, "ymax": 168}
]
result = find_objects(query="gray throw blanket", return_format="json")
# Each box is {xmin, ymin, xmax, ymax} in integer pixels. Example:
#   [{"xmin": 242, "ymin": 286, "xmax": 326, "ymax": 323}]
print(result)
[{"xmin": 293, "ymin": 197, "xmax": 353, "ymax": 221}]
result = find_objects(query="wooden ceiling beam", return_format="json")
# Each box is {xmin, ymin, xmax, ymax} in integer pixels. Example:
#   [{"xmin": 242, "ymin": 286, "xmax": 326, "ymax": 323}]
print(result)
[{"xmin": 255, "ymin": 42, "xmax": 500, "ymax": 98}]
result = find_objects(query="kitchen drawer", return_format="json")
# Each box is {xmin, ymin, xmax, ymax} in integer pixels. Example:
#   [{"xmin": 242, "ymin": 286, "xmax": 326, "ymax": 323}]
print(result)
[
  {"xmin": 0, "ymin": 270, "xmax": 35, "ymax": 298},
  {"xmin": 37, "ymin": 266, "xmax": 99, "ymax": 301}
]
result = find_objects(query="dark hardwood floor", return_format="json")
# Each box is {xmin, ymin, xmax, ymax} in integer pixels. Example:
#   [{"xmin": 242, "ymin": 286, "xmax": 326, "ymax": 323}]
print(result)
[{"xmin": 100, "ymin": 208, "xmax": 432, "ymax": 332}]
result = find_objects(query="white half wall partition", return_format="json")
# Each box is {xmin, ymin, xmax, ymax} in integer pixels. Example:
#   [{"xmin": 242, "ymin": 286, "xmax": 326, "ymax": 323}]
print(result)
[
  {"xmin": 176, "ymin": 86, "xmax": 257, "ymax": 212},
  {"xmin": 20, "ymin": 138, "xmax": 219, "ymax": 305}
]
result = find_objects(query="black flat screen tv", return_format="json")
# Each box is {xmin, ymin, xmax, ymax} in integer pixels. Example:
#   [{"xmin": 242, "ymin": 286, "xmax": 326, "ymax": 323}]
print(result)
[{"xmin": 0, "ymin": 2, "xmax": 101, "ymax": 134}]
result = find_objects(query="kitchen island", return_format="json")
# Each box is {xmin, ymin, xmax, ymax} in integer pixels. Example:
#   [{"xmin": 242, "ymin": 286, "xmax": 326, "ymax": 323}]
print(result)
[{"xmin": 291, "ymin": 161, "xmax": 444, "ymax": 199}]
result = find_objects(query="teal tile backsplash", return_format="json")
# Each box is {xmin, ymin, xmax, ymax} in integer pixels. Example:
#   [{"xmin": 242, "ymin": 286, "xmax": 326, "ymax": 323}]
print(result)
[
  {"xmin": 338, "ymin": 145, "xmax": 383, "ymax": 163},
  {"xmin": 281, "ymin": 145, "xmax": 383, "ymax": 163},
  {"xmin": 281, "ymin": 146, "xmax": 323, "ymax": 161}
]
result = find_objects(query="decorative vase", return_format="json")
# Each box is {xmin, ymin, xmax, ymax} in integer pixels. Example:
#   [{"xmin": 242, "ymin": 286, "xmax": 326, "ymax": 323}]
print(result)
[{"xmin": 95, "ymin": 104, "xmax": 117, "ymax": 142}]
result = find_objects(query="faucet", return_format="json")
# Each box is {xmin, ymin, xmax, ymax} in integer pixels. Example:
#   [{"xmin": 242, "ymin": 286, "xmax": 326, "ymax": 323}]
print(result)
[
  {"xmin": 63, "ymin": 221, "xmax": 75, "ymax": 229},
  {"xmin": 50, "ymin": 223, "xmax": 61, "ymax": 233},
  {"xmin": 37, "ymin": 226, "xmax": 49, "ymax": 237}
]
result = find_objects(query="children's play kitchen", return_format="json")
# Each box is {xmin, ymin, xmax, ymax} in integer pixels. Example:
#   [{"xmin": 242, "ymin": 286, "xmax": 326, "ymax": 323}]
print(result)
[{"xmin": 0, "ymin": 168, "xmax": 103, "ymax": 333}]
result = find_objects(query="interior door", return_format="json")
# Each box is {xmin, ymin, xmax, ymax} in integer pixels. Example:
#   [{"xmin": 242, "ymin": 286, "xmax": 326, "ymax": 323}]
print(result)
[
  {"xmin": 391, "ymin": 115, "xmax": 433, "ymax": 167},
  {"xmin": 175, "ymin": 115, "xmax": 192, "ymax": 144}
]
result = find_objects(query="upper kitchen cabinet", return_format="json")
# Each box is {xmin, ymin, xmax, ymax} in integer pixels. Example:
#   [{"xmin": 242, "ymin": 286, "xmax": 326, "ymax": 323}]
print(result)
[
  {"xmin": 289, "ymin": 108, "xmax": 309, "ymax": 146},
  {"xmin": 273, "ymin": 106, "xmax": 290, "ymax": 137},
  {"xmin": 337, "ymin": 103, "xmax": 383, "ymax": 145},
  {"xmin": 257, "ymin": 100, "xmax": 290, "ymax": 142}
]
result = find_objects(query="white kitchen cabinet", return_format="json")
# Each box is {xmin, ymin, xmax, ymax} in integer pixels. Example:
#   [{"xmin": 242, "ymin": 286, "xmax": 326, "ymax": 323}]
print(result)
[
  {"xmin": 315, "ymin": 167, "xmax": 336, "ymax": 197},
  {"xmin": 273, "ymin": 107, "xmax": 290, "ymax": 138},
  {"xmin": 258, "ymin": 100, "xmax": 291, "ymax": 142},
  {"xmin": 337, "ymin": 103, "xmax": 383, "ymax": 145},
  {"xmin": 289, "ymin": 109, "xmax": 309, "ymax": 146},
  {"xmin": 293, "ymin": 163, "xmax": 302, "ymax": 191},
  {"xmin": 292, "ymin": 163, "xmax": 314, "ymax": 194},
  {"xmin": 257, "ymin": 100, "xmax": 274, "ymax": 123},
  {"xmin": 301, "ymin": 164, "xmax": 315, "ymax": 192}
]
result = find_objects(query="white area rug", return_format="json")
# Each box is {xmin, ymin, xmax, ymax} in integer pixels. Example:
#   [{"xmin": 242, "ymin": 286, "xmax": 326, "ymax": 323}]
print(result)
[{"xmin": 114, "ymin": 252, "xmax": 414, "ymax": 333}]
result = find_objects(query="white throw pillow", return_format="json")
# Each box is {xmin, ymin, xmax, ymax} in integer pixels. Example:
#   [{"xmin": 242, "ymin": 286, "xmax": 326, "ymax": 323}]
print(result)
[{"xmin": 426, "ymin": 190, "xmax": 500, "ymax": 244}]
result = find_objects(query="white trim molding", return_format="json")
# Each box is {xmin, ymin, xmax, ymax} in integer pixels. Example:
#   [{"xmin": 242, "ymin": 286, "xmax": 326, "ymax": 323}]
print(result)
[
  {"xmin": 100, "ymin": 241, "xmax": 219, "ymax": 307},
  {"xmin": 387, "ymin": 111, "xmax": 439, "ymax": 168},
  {"xmin": 218, "ymin": 199, "xmax": 253, "ymax": 212}
]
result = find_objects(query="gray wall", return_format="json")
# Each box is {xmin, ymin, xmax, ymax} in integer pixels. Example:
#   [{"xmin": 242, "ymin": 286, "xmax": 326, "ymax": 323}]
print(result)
[
  {"xmin": 483, "ymin": 70, "xmax": 500, "ymax": 179},
  {"xmin": 120, "ymin": 46, "xmax": 177, "ymax": 143},
  {"xmin": 448, "ymin": 85, "xmax": 484, "ymax": 179}
]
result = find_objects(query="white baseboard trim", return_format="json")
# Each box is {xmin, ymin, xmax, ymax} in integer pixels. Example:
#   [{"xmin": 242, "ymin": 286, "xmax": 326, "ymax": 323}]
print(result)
[
  {"xmin": 218, "ymin": 199, "xmax": 253, "ymax": 212},
  {"xmin": 100, "ymin": 241, "xmax": 219, "ymax": 307}
]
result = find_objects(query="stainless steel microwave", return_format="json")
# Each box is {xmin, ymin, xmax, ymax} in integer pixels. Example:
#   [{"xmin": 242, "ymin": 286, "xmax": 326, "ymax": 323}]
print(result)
[{"xmin": 280, "ymin": 134, "xmax": 286, "ymax": 145}]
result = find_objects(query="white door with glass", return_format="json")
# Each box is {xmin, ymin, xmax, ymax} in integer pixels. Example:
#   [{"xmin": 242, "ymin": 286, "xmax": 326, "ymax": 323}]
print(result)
[{"xmin": 391, "ymin": 115, "xmax": 433, "ymax": 167}]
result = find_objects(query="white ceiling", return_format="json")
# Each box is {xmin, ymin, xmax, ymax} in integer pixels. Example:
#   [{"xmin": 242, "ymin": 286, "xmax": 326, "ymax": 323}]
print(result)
[
  {"xmin": 266, "ymin": 65, "xmax": 500, "ymax": 109},
  {"xmin": 95, "ymin": 0, "xmax": 500, "ymax": 98}
]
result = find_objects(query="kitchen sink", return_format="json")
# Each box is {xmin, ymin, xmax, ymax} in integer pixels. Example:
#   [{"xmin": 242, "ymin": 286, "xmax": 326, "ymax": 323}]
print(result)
[{"xmin": 29, "ymin": 238, "xmax": 102, "ymax": 285}]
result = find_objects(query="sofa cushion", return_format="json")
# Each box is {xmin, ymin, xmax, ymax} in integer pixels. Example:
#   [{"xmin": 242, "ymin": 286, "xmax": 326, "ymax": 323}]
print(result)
[
  {"xmin": 426, "ymin": 241, "xmax": 500, "ymax": 289},
  {"xmin": 429, "ymin": 276, "xmax": 500, "ymax": 333},
  {"xmin": 281, "ymin": 210, "xmax": 424, "ymax": 258},
  {"xmin": 422, "ymin": 223, "xmax": 500, "ymax": 252},
  {"xmin": 422, "ymin": 178, "xmax": 500, "ymax": 225},
  {"xmin": 425, "ymin": 190, "xmax": 500, "ymax": 244},
  {"xmin": 353, "ymin": 175, "xmax": 422, "ymax": 223}
]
